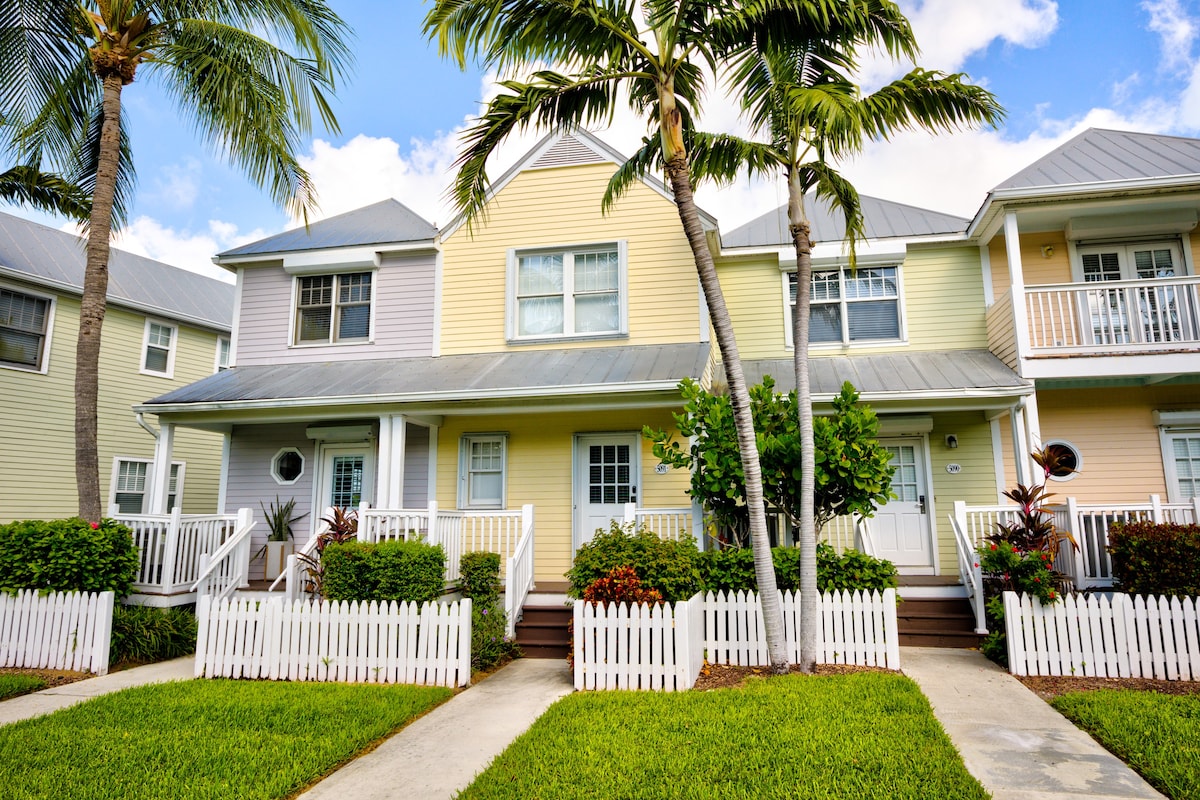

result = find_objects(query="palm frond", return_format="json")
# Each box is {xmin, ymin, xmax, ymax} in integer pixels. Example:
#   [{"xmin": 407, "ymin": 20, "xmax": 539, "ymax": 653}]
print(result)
[
  {"xmin": 854, "ymin": 68, "xmax": 1004, "ymax": 146},
  {"xmin": 0, "ymin": 163, "xmax": 90, "ymax": 221},
  {"xmin": 798, "ymin": 161, "xmax": 864, "ymax": 269},
  {"xmin": 69, "ymin": 102, "xmax": 136, "ymax": 231}
]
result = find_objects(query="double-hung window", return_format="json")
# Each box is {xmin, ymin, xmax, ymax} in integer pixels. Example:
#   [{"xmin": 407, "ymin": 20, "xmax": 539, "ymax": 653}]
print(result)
[
  {"xmin": 458, "ymin": 434, "xmax": 507, "ymax": 509},
  {"xmin": 787, "ymin": 265, "xmax": 902, "ymax": 345},
  {"xmin": 1075, "ymin": 241, "xmax": 1196, "ymax": 344},
  {"xmin": 142, "ymin": 320, "xmax": 177, "ymax": 376},
  {"xmin": 0, "ymin": 287, "xmax": 51, "ymax": 371},
  {"xmin": 215, "ymin": 336, "xmax": 231, "ymax": 371},
  {"xmin": 510, "ymin": 243, "xmax": 626, "ymax": 340},
  {"xmin": 112, "ymin": 459, "xmax": 182, "ymax": 513},
  {"xmin": 295, "ymin": 272, "xmax": 372, "ymax": 345}
]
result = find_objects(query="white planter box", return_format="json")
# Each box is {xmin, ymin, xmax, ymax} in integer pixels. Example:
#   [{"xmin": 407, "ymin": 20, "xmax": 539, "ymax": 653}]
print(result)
[{"xmin": 263, "ymin": 541, "xmax": 294, "ymax": 581}]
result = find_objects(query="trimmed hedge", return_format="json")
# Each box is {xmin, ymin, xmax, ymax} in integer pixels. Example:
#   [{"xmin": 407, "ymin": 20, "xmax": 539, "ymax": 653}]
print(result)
[
  {"xmin": 699, "ymin": 543, "xmax": 898, "ymax": 595},
  {"xmin": 566, "ymin": 522, "xmax": 702, "ymax": 603},
  {"xmin": 110, "ymin": 605, "xmax": 198, "ymax": 666},
  {"xmin": 1110, "ymin": 521, "xmax": 1200, "ymax": 597},
  {"xmin": 0, "ymin": 518, "xmax": 139, "ymax": 599},
  {"xmin": 460, "ymin": 551, "xmax": 501, "ymax": 607},
  {"xmin": 322, "ymin": 540, "xmax": 446, "ymax": 604}
]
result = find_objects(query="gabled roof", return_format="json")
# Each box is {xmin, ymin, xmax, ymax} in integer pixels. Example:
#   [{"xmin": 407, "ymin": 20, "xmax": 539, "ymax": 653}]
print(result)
[
  {"xmin": 0, "ymin": 211, "xmax": 233, "ymax": 330},
  {"xmin": 722, "ymin": 194, "xmax": 968, "ymax": 248},
  {"xmin": 994, "ymin": 128, "xmax": 1200, "ymax": 191},
  {"xmin": 440, "ymin": 129, "xmax": 719, "ymax": 238},
  {"xmin": 218, "ymin": 199, "xmax": 437, "ymax": 258}
]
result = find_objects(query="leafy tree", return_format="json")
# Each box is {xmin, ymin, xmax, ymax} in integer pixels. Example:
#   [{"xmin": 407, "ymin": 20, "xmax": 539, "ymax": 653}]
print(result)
[
  {"xmin": 1, "ymin": 0, "xmax": 352, "ymax": 520},
  {"xmin": 646, "ymin": 377, "xmax": 894, "ymax": 544}
]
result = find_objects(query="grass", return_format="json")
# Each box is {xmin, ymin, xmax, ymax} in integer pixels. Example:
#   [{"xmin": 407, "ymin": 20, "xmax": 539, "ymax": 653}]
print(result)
[
  {"xmin": 0, "ymin": 679, "xmax": 451, "ymax": 800},
  {"xmin": 460, "ymin": 672, "xmax": 988, "ymax": 800},
  {"xmin": 1052, "ymin": 690, "xmax": 1200, "ymax": 800},
  {"xmin": 0, "ymin": 674, "xmax": 46, "ymax": 700}
]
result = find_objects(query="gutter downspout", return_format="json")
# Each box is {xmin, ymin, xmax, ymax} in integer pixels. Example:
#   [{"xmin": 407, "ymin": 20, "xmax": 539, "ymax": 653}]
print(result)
[{"xmin": 136, "ymin": 412, "xmax": 159, "ymax": 440}]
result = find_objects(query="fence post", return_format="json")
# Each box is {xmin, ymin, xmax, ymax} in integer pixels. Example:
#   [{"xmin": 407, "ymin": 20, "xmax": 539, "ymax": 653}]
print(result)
[
  {"xmin": 237, "ymin": 508, "xmax": 254, "ymax": 587},
  {"xmin": 427, "ymin": 500, "xmax": 440, "ymax": 545},
  {"xmin": 160, "ymin": 506, "xmax": 183, "ymax": 594},
  {"xmin": 1004, "ymin": 592, "xmax": 1024, "ymax": 675},
  {"xmin": 882, "ymin": 588, "xmax": 900, "ymax": 669},
  {"xmin": 1193, "ymin": 497, "xmax": 1200, "ymax": 524},
  {"xmin": 1150, "ymin": 494, "xmax": 1165, "ymax": 524},
  {"xmin": 356, "ymin": 501, "xmax": 371, "ymax": 542},
  {"xmin": 194, "ymin": 594, "xmax": 211, "ymax": 678},
  {"xmin": 107, "ymin": 503, "xmax": 120, "ymax": 516},
  {"xmin": 92, "ymin": 591, "xmax": 114, "ymax": 676}
]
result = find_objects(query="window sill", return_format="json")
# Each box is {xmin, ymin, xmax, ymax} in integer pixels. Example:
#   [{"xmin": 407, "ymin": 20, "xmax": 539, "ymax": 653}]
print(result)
[
  {"xmin": 289, "ymin": 340, "xmax": 374, "ymax": 349},
  {"xmin": 139, "ymin": 368, "xmax": 175, "ymax": 379},
  {"xmin": 506, "ymin": 332, "xmax": 628, "ymax": 346},
  {"xmin": 785, "ymin": 339, "xmax": 909, "ymax": 351},
  {"xmin": 0, "ymin": 362, "xmax": 48, "ymax": 375}
]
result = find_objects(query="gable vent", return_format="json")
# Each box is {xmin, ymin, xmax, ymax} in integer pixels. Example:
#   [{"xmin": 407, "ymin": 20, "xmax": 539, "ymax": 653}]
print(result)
[{"xmin": 529, "ymin": 135, "xmax": 609, "ymax": 169}]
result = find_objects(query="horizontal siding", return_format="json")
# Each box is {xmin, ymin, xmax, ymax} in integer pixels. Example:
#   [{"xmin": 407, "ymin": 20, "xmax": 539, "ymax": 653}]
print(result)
[
  {"xmin": 928, "ymin": 412, "xmax": 1001, "ymax": 576},
  {"xmin": 234, "ymin": 254, "xmax": 435, "ymax": 367},
  {"xmin": 403, "ymin": 423, "xmax": 430, "ymax": 507},
  {"xmin": 718, "ymin": 255, "xmax": 786, "ymax": 360},
  {"xmin": 986, "ymin": 289, "xmax": 1018, "ymax": 368},
  {"xmin": 988, "ymin": 234, "xmax": 1073, "ymax": 300},
  {"xmin": 439, "ymin": 164, "xmax": 703, "ymax": 354}
]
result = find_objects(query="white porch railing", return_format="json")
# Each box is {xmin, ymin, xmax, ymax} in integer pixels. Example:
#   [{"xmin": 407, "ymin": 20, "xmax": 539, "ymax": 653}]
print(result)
[
  {"xmin": 189, "ymin": 509, "xmax": 255, "ymax": 601},
  {"xmin": 623, "ymin": 504, "xmax": 700, "ymax": 542},
  {"xmin": 504, "ymin": 506, "xmax": 536, "ymax": 638},
  {"xmin": 1025, "ymin": 275, "xmax": 1200, "ymax": 352},
  {"xmin": 112, "ymin": 506, "xmax": 244, "ymax": 596},
  {"xmin": 947, "ymin": 515, "xmax": 987, "ymax": 634}
]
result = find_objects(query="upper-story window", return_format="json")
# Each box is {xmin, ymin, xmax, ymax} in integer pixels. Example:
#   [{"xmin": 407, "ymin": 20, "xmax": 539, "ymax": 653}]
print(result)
[
  {"xmin": 215, "ymin": 336, "xmax": 231, "ymax": 372},
  {"xmin": 508, "ymin": 242, "xmax": 627, "ymax": 341},
  {"xmin": 0, "ymin": 286, "xmax": 52, "ymax": 372},
  {"xmin": 1073, "ymin": 241, "xmax": 1195, "ymax": 345},
  {"xmin": 787, "ymin": 265, "xmax": 902, "ymax": 345},
  {"xmin": 295, "ymin": 272, "xmax": 372, "ymax": 345},
  {"xmin": 141, "ymin": 320, "xmax": 177, "ymax": 377},
  {"xmin": 1077, "ymin": 241, "xmax": 1182, "ymax": 282}
]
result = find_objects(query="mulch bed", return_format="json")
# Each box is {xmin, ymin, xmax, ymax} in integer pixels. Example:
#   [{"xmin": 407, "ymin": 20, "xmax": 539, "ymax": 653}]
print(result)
[
  {"xmin": 1016, "ymin": 673, "xmax": 1200, "ymax": 701},
  {"xmin": 692, "ymin": 661, "xmax": 892, "ymax": 690},
  {"xmin": 0, "ymin": 667, "xmax": 90, "ymax": 693}
]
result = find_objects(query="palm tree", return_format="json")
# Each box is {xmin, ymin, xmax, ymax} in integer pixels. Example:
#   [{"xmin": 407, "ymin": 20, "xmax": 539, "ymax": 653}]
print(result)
[
  {"xmin": 425, "ymin": 0, "xmax": 835, "ymax": 672},
  {"xmin": 1, "ymin": 0, "xmax": 351, "ymax": 521},
  {"xmin": 0, "ymin": 164, "xmax": 90, "ymax": 220}
]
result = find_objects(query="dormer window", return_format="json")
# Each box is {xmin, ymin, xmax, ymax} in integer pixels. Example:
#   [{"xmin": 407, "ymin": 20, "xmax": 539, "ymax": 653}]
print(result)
[{"xmin": 295, "ymin": 272, "xmax": 372, "ymax": 345}]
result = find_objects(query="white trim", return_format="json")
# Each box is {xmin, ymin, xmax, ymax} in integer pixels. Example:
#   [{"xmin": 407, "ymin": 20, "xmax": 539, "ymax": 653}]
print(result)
[
  {"xmin": 979, "ymin": 244, "xmax": 994, "ymax": 306},
  {"xmin": 216, "ymin": 240, "xmax": 439, "ymax": 268},
  {"xmin": 427, "ymin": 424, "xmax": 439, "ymax": 504},
  {"xmin": 1160, "ymin": 427, "xmax": 1200, "ymax": 502},
  {"xmin": 229, "ymin": 267, "xmax": 244, "ymax": 366},
  {"xmin": 1155, "ymin": 410, "xmax": 1200, "ymax": 427},
  {"xmin": 782, "ymin": 262, "xmax": 906, "ymax": 348},
  {"xmin": 139, "ymin": 318, "xmax": 177, "ymax": 378},
  {"xmin": 432, "ymin": 247, "xmax": 443, "ymax": 357},
  {"xmin": 506, "ymin": 240, "xmax": 628, "ymax": 342},
  {"xmin": 270, "ymin": 446, "xmax": 305, "ymax": 486},
  {"xmin": 109, "ymin": 456, "xmax": 184, "ymax": 514},
  {"xmin": 990, "ymin": 417, "xmax": 1007, "ymax": 503},
  {"xmin": 290, "ymin": 270, "xmax": 376, "ymax": 347},
  {"xmin": 572, "ymin": 432, "xmax": 643, "ymax": 555},
  {"xmin": 875, "ymin": 436, "xmax": 937, "ymax": 573},
  {"xmin": 314, "ymin": 442, "xmax": 377, "ymax": 518},
  {"xmin": 214, "ymin": 335, "xmax": 231, "ymax": 373},
  {"xmin": 1042, "ymin": 438, "xmax": 1081, "ymax": 483},
  {"xmin": 217, "ymin": 431, "xmax": 231, "ymax": 513},
  {"xmin": 457, "ymin": 433, "xmax": 508, "ymax": 510},
  {"xmin": 0, "ymin": 280, "xmax": 55, "ymax": 374}
]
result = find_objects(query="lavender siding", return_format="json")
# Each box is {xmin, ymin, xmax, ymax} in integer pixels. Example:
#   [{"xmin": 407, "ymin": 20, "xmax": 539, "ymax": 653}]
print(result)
[
  {"xmin": 234, "ymin": 252, "xmax": 436, "ymax": 366},
  {"xmin": 403, "ymin": 423, "xmax": 430, "ymax": 506}
]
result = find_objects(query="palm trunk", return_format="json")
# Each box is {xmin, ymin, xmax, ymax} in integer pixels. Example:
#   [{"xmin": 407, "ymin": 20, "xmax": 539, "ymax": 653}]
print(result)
[
  {"xmin": 788, "ymin": 169, "xmax": 818, "ymax": 673},
  {"xmin": 75, "ymin": 74, "xmax": 124, "ymax": 522},
  {"xmin": 659, "ymin": 96, "xmax": 789, "ymax": 674}
]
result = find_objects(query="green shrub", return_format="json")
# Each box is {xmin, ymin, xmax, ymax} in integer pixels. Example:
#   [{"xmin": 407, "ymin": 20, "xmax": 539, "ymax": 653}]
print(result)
[
  {"xmin": 460, "ymin": 552, "xmax": 502, "ymax": 606},
  {"xmin": 816, "ymin": 544, "xmax": 899, "ymax": 594},
  {"xmin": 1109, "ymin": 521, "xmax": 1200, "ymax": 597},
  {"xmin": 472, "ymin": 603, "xmax": 520, "ymax": 672},
  {"xmin": 110, "ymin": 605, "xmax": 197, "ymax": 666},
  {"xmin": 697, "ymin": 543, "xmax": 897, "ymax": 595},
  {"xmin": 0, "ymin": 518, "xmax": 139, "ymax": 599},
  {"xmin": 582, "ymin": 566, "xmax": 664, "ymax": 605},
  {"xmin": 566, "ymin": 521, "xmax": 701, "ymax": 603},
  {"xmin": 322, "ymin": 540, "xmax": 446, "ymax": 604}
]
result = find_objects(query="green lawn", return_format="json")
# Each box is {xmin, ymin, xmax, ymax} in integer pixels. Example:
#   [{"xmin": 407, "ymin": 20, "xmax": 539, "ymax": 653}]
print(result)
[
  {"xmin": 0, "ymin": 679, "xmax": 451, "ymax": 800},
  {"xmin": 460, "ymin": 672, "xmax": 988, "ymax": 800},
  {"xmin": 0, "ymin": 674, "xmax": 46, "ymax": 700},
  {"xmin": 1052, "ymin": 690, "xmax": 1200, "ymax": 800}
]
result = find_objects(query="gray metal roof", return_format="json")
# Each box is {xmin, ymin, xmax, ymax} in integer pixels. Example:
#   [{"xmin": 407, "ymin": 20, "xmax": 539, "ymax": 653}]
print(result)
[
  {"xmin": 994, "ymin": 128, "xmax": 1200, "ymax": 191},
  {"xmin": 722, "ymin": 194, "xmax": 968, "ymax": 248},
  {"xmin": 142, "ymin": 343, "xmax": 711, "ymax": 407},
  {"xmin": 0, "ymin": 211, "xmax": 233, "ymax": 330},
  {"xmin": 219, "ymin": 199, "xmax": 437, "ymax": 258},
  {"xmin": 741, "ymin": 350, "xmax": 1029, "ymax": 397}
]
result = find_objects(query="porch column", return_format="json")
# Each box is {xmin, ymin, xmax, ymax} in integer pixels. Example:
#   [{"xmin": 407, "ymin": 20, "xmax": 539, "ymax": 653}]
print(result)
[
  {"xmin": 375, "ymin": 414, "xmax": 406, "ymax": 508},
  {"xmin": 1023, "ymin": 392, "xmax": 1044, "ymax": 464},
  {"xmin": 1003, "ymin": 210, "xmax": 1031, "ymax": 375},
  {"xmin": 147, "ymin": 421, "xmax": 175, "ymax": 514},
  {"xmin": 1010, "ymin": 405, "xmax": 1030, "ymax": 485}
]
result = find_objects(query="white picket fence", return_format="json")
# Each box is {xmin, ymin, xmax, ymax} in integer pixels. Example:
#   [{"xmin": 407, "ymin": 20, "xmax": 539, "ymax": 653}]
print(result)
[
  {"xmin": 195, "ymin": 596, "xmax": 472, "ymax": 687},
  {"xmin": 0, "ymin": 590, "xmax": 114, "ymax": 675},
  {"xmin": 705, "ymin": 589, "xmax": 900, "ymax": 669},
  {"xmin": 573, "ymin": 593, "xmax": 705, "ymax": 691},
  {"xmin": 1005, "ymin": 591, "xmax": 1200, "ymax": 680}
]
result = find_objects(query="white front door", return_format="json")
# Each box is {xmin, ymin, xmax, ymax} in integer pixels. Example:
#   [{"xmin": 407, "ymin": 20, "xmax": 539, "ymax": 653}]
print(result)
[
  {"xmin": 872, "ymin": 438, "xmax": 934, "ymax": 569},
  {"xmin": 316, "ymin": 445, "xmax": 375, "ymax": 526},
  {"xmin": 574, "ymin": 434, "xmax": 639, "ymax": 550}
]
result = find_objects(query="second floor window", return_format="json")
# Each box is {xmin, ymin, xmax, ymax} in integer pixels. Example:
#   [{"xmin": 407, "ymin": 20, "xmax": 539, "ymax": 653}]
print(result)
[
  {"xmin": 788, "ymin": 266, "xmax": 902, "ymax": 345},
  {"xmin": 0, "ymin": 287, "xmax": 51, "ymax": 371},
  {"xmin": 511, "ymin": 243, "xmax": 625, "ymax": 339},
  {"xmin": 215, "ymin": 336, "xmax": 231, "ymax": 372},
  {"xmin": 142, "ymin": 320, "xmax": 177, "ymax": 376},
  {"xmin": 295, "ymin": 272, "xmax": 372, "ymax": 345}
]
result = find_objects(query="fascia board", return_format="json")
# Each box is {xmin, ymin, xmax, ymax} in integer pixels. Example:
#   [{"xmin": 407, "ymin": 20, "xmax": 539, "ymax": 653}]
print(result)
[{"xmin": 216, "ymin": 240, "xmax": 439, "ymax": 268}]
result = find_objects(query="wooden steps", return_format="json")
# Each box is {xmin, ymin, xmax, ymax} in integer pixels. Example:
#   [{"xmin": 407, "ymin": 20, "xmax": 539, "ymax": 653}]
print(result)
[
  {"xmin": 897, "ymin": 597, "xmax": 983, "ymax": 648},
  {"xmin": 514, "ymin": 604, "xmax": 572, "ymax": 659}
]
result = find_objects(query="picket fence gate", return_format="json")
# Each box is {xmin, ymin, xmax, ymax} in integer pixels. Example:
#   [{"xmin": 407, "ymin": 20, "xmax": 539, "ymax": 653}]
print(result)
[
  {"xmin": 0, "ymin": 590, "xmax": 114, "ymax": 675},
  {"xmin": 195, "ymin": 596, "xmax": 472, "ymax": 687},
  {"xmin": 573, "ymin": 594, "xmax": 705, "ymax": 691},
  {"xmin": 1005, "ymin": 591, "xmax": 1200, "ymax": 680},
  {"xmin": 705, "ymin": 589, "xmax": 899, "ymax": 669}
]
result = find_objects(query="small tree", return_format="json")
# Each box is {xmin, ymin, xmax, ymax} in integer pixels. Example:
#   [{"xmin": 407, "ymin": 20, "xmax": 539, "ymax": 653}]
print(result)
[{"xmin": 646, "ymin": 378, "xmax": 893, "ymax": 545}]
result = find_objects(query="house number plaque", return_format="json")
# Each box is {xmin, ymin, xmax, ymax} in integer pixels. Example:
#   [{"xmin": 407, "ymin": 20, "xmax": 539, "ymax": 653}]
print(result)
[{"xmin": 945, "ymin": 464, "xmax": 962, "ymax": 474}]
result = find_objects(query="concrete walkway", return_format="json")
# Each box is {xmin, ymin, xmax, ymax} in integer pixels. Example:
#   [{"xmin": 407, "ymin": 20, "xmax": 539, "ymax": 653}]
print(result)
[
  {"xmin": 902, "ymin": 647, "xmax": 1165, "ymax": 800},
  {"xmin": 298, "ymin": 658, "xmax": 572, "ymax": 800},
  {"xmin": 0, "ymin": 656, "xmax": 194, "ymax": 726}
]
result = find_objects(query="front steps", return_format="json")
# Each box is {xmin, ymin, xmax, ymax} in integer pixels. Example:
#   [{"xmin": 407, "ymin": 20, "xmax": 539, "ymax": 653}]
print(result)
[{"xmin": 897, "ymin": 596, "xmax": 983, "ymax": 648}]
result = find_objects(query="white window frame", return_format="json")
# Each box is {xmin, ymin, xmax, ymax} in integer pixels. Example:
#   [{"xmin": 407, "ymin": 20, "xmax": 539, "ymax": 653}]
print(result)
[
  {"xmin": 0, "ymin": 282, "xmax": 55, "ymax": 374},
  {"xmin": 271, "ymin": 446, "xmax": 305, "ymax": 486},
  {"xmin": 140, "ymin": 319, "xmax": 177, "ymax": 377},
  {"xmin": 783, "ymin": 262, "xmax": 906, "ymax": 348},
  {"xmin": 109, "ymin": 458, "xmax": 184, "ymax": 514},
  {"xmin": 506, "ymin": 241, "xmax": 628, "ymax": 342},
  {"xmin": 214, "ymin": 335, "xmax": 231, "ymax": 372},
  {"xmin": 290, "ymin": 270, "xmax": 375, "ymax": 347},
  {"xmin": 1042, "ymin": 438, "xmax": 1082, "ymax": 483},
  {"xmin": 1161, "ymin": 427, "xmax": 1200, "ymax": 502},
  {"xmin": 457, "ymin": 433, "xmax": 508, "ymax": 509},
  {"xmin": 1072, "ymin": 239, "xmax": 1189, "ymax": 283}
]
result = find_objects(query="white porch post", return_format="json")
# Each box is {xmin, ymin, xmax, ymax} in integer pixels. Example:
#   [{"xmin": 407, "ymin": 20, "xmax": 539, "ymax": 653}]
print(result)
[
  {"xmin": 1010, "ymin": 404, "xmax": 1030, "ymax": 485},
  {"xmin": 1003, "ymin": 211, "xmax": 1031, "ymax": 375},
  {"xmin": 148, "ymin": 421, "xmax": 176, "ymax": 514},
  {"xmin": 375, "ymin": 414, "xmax": 406, "ymax": 508},
  {"xmin": 1023, "ymin": 393, "xmax": 1043, "ymax": 471}
]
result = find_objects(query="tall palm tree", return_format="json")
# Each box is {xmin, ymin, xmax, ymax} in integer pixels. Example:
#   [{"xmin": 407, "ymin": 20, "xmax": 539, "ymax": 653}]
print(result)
[
  {"xmin": 1, "ymin": 0, "xmax": 351, "ymax": 521},
  {"xmin": 425, "ymin": 0, "xmax": 842, "ymax": 672}
]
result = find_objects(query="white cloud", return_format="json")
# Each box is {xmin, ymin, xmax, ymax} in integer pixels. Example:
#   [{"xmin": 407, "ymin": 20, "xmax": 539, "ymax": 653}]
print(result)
[
  {"xmin": 106, "ymin": 217, "xmax": 264, "ymax": 282},
  {"xmin": 1143, "ymin": 0, "xmax": 1198, "ymax": 73},
  {"xmin": 147, "ymin": 159, "xmax": 202, "ymax": 210}
]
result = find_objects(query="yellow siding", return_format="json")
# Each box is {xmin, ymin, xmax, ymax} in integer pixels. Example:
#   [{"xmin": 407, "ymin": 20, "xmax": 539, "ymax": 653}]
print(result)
[
  {"xmin": 928, "ymin": 412, "xmax": 1001, "ymax": 576},
  {"xmin": 0, "ymin": 290, "xmax": 225, "ymax": 522},
  {"xmin": 718, "ymin": 255, "xmax": 786, "ymax": 360},
  {"xmin": 436, "ymin": 408, "xmax": 690, "ymax": 582},
  {"xmin": 988, "ymin": 233, "xmax": 1072, "ymax": 300},
  {"xmin": 439, "ymin": 164, "xmax": 702, "ymax": 354}
]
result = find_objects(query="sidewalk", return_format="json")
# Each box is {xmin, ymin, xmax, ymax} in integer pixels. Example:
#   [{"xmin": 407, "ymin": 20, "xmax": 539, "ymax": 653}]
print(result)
[
  {"xmin": 902, "ymin": 647, "xmax": 1165, "ymax": 800},
  {"xmin": 0, "ymin": 656, "xmax": 194, "ymax": 726},
  {"xmin": 298, "ymin": 658, "xmax": 572, "ymax": 800}
]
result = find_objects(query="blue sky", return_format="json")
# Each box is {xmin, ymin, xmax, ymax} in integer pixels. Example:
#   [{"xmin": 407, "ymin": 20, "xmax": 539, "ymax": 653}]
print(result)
[{"xmin": 9, "ymin": 0, "xmax": 1200, "ymax": 280}]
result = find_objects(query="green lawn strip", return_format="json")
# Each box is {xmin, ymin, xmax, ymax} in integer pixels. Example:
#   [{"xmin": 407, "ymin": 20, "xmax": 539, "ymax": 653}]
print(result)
[
  {"xmin": 0, "ymin": 675, "xmax": 46, "ymax": 700},
  {"xmin": 0, "ymin": 679, "xmax": 452, "ymax": 800},
  {"xmin": 1052, "ymin": 690, "xmax": 1200, "ymax": 800},
  {"xmin": 460, "ymin": 672, "xmax": 988, "ymax": 800}
]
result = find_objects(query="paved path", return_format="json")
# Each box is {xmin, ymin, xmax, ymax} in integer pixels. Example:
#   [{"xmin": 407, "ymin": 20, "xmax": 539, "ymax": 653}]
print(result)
[
  {"xmin": 902, "ymin": 647, "xmax": 1165, "ymax": 800},
  {"xmin": 298, "ymin": 658, "xmax": 572, "ymax": 800},
  {"xmin": 0, "ymin": 656, "xmax": 194, "ymax": 726}
]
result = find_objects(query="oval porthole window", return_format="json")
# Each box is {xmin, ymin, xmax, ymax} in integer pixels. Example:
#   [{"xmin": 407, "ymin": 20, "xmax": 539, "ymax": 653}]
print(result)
[
  {"xmin": 271, "ymin": 447, "xmax": 304, "ymax": 485},
  {"xmin": 1042, "ymin": 440, "xmax": 1081, "ymax": 482}
]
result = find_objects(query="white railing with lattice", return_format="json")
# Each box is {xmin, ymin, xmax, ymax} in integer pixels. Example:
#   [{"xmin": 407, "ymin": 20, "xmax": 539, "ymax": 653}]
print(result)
[{"xmin": 623, "ymin": 504, "xmax": 700, "ymax": 542}]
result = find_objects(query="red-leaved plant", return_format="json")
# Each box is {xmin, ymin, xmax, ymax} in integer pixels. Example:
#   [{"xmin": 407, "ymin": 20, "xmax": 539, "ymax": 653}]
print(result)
[{"xmin": 582, "ymin": 565, "xmax": 664, "ymax": 606}]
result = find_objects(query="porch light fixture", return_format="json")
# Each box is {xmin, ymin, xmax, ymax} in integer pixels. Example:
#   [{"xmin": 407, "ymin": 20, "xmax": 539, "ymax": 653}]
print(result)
[{"xmin": 944, "ymin": 434, "xmax": 959, "ymax": 449}]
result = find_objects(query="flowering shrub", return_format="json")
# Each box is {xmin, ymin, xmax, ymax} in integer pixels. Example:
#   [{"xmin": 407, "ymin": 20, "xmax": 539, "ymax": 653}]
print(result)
[
  {"xmin": 472, "ymin": 603, "xmax": 519, "ymax": 672},
  {"xmin": 582, "ymin": 566, "xmax": 664, "ymax": 606}
]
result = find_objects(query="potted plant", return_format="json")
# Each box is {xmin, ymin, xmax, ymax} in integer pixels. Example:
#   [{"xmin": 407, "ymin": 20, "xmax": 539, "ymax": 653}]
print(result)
[{"xmin": 258, "ymin": 496, "xmax": 306, "ymax": 580}]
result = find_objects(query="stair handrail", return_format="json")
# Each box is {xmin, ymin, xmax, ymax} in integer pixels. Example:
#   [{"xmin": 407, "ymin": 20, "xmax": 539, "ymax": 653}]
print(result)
[
  {"xmin": 270, "ymin": 506, "xmax": 334, "ymax": 597},
  {"xmin": 948, "ymin": 513, "xmax": 987, "ymax": 634},
  {"xmin": 504, "ymin": 504, "xmax": 535, "ymax": 638},
  {"xmin": 189, "ymin": 509, "xmax": 255, "ymax": 601}
]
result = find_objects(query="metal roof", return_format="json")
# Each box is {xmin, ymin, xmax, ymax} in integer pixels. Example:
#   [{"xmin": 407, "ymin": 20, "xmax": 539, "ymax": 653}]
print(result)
[
  {"xmin": 142, "ymin": 343, "xmax": 712, "ymax": 408},
  {"xmin": 0, "ymin": 211, "xmax": 233, "ymax": 330},
  {"xmin": 994, "ymin": 128, "xmax": 1200, "ymax": 191},
  {"xmin": 722, "ymin": 194, "xmax": 968, "ymax": 248},
  {"xmin": 741, "ymin": 350, "xmax": 1030, "ymax": 398},
  {"xmin": 219, "ymin": 199, "xmax": 437, "ymax": 258}
]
